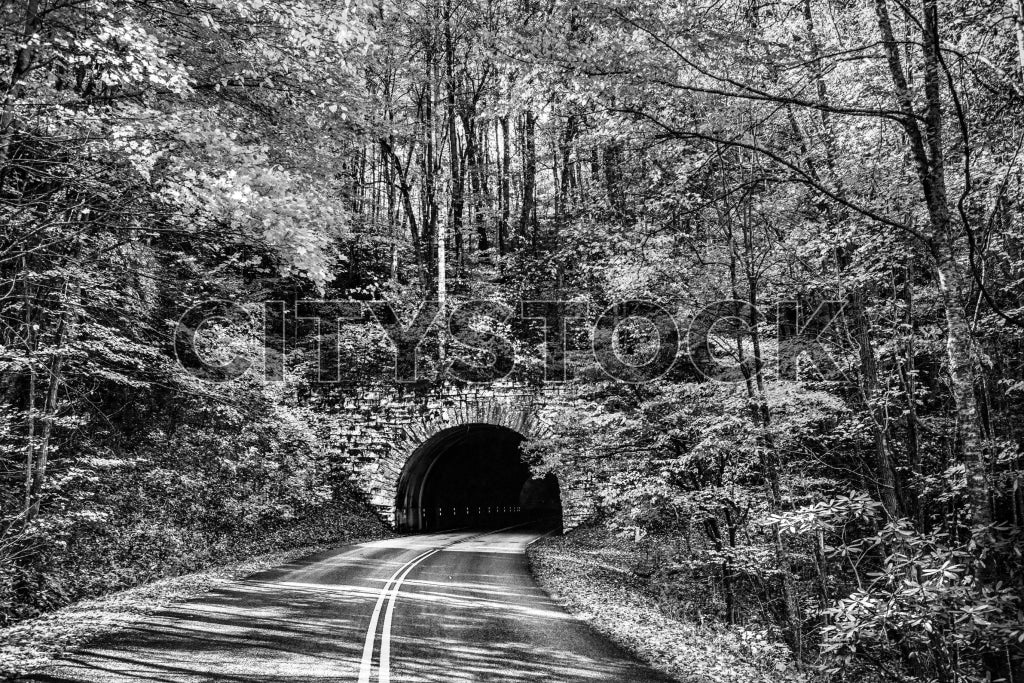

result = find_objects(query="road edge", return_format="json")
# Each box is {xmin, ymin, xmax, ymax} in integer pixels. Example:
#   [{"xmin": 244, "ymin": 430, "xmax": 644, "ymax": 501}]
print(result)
[
  {"xmin": 526, "ymin": 529, "xmax": 810, "ymax": 683},
  {"xmin": 0, "ymin": 528, "xmax": 390, "ymax": 681}
]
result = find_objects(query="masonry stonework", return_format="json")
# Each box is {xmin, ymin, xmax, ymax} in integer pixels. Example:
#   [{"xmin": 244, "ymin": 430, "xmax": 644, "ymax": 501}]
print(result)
[{"xmin": 314, "ymin": 383, "xmax": 596, "ymax": 531}]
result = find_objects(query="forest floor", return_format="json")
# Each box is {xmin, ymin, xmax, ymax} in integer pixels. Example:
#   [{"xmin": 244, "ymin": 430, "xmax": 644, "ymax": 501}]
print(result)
[
  {"xmin": 0, "ymin": 525, "xmax": 391, "ymax": 680},
  {"xmin": 527, "ymin": 526, "xmax": 813, "ymax": 683}
]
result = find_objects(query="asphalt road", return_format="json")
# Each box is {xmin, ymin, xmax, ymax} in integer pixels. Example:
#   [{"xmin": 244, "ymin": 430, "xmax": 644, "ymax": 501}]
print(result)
[{"xmin": 26, "ymin": 527, "xmax": 674, "ymax": 682}]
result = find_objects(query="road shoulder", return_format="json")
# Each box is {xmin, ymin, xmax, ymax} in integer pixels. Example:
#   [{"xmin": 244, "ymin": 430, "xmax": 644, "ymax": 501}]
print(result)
[
  {"xmin": 527, "ymin": 526, "xmax": 809, "ymax": 683},
  {"xmin": 0, "ymin": 529, "xmax": 389, "ymax": 681}
]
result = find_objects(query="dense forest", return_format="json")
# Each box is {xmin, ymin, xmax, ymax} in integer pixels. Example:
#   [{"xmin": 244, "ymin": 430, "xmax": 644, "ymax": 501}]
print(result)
[{"xmin": 1, "ymin": 0, "xmax": 1023, "ymax": 680}]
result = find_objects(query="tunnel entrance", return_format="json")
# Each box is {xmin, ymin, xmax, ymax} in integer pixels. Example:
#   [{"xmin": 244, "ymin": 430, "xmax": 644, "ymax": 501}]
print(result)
[{"xmin": 394, "ymin": 424, "xmax": 562, "ymax": 532}]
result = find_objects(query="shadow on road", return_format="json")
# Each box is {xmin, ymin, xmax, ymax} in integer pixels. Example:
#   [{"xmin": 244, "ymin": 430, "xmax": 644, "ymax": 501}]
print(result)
[{"xmin": 20, "ymin": 529, "xmax": 671, "ymax": 682}]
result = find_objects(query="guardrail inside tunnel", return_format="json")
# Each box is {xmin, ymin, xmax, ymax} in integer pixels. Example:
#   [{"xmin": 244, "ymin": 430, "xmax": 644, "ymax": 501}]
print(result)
[{"xmin": 394, "ymin": 504, "xmax": 563, "ymax": 532}]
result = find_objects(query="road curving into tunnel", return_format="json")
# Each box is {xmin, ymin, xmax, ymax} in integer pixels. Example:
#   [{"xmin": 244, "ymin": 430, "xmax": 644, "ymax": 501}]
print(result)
[{"xmin": 26, "ymin": 527, "xmax": 674, "ymax": 682}]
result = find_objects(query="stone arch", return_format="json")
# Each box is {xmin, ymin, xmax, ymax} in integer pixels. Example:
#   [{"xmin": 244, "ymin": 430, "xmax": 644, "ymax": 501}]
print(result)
[
  {"xmin": 332, "ymin": 383, "xmax": 593, "ymax": 531},
  {"xmin": 367, "ymin": 394, "xmax": 553, "ymax": 525}
]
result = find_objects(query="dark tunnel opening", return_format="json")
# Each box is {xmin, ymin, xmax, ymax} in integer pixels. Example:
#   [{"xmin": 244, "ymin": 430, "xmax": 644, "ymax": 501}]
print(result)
[{"xmin": 394, "ymin": 424, "xmax": 562, "ymax": 533}]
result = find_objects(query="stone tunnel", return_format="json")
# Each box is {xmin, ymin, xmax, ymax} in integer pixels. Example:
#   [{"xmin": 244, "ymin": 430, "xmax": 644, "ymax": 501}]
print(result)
[
  {"xmin": 312, "ymin": 382, "xmax": 595, "ymax": 533},
  {"xmin": 394, "ymin": 424, "xmax": 562, "ymax": 531}
]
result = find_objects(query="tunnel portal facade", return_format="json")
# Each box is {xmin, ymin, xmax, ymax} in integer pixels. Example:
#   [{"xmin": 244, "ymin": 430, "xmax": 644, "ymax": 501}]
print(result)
[{"xmin": 319, "ymin": 383, "xmax": 594, "ymax": 532}]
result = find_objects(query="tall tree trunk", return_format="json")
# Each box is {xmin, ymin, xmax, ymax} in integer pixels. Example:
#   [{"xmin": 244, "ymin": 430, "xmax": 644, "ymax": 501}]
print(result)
[
  {"xmin": 420, "ymin": 45, "xmax": 439, "ymax": 282},
  {"xmin": 0, "ymin": 0, "xmax": 41, "ymax": 172},
  {"xmin": 1014, "ymin": 0, "xmax": 1024, "ymax": 84},
  {"xmin": 804, "ymin": 0, "xmax": 902, "ymax": 518},
  {"xmin": 27, "ymin": 351, "xmax": 62, "ymax": 521},
  {"xmin": 559, "ymin": 114, "xmax": 577, "ymax": 207},
  {"xmin": 22, "ymin": 267, "xmax": 35, "ymax": 515},
  {"xmin": 898, "ymin": 264, "xmax": 923, "ymax": 525},
  {"xmin": 603, "ymin": 142, "xmax": 626, "ymax": 215},
  {"xmin": 370, "ymin": 146, "xmax": 380, "ymax": 228},
  {"xmin": 845, "ymin": 281, "xmax": 903, "ymax": 519},
  {"xmin": 721, "ymin": 171, "xmax": 803, "ymax": 658},
  {"xmin": 703, "ymin": 516, "xmax": 737, "ymax": 626},
  {"xmin": 741, "ymin": 274, "xmax": 804, "ymax": 660},
  {"xmin": 500, "ymin": 115, "xmax": 511, "ymax": 255},
  {"xmin": 444, "ymin": 4, "xmax": 464, "ymax": 271},
  {"xmin": 933, "ymin": 247, "xmax": 991, "ymax": 525},
  {"xmin": 353, "ymin": 146, "xmax": 366, "ymax": 214},
  {"xmin": 520, "ymin": 110, "xmax": 537, "ymax": 245},
  {"xmin": 446, "ymin": 92, "xmax": 463, "ymax": 265},
  {"xmin": 383, "ymin": 79, "xmax": 399, "ymax": 282},
  {"xmin": 380, "ymin": 138, "xmax": 424, "ymax": 286},
  {"xmin": 476, "ymin": 122, "xmax": 492, "ymax": 252},
  {"xmin": 479, "ymin": 121, "xmax": 495, "ymax": 252},
  {"xmin": 875, "ymin": 0, "xmax": 990, "ymax": 525},
  {"xmin": 25, "ymin": 289, "xmax": 70, "ymax": 523},
  {"xmin": 462, "ymin": 114, "xmax": 489, "ymax": 252}
]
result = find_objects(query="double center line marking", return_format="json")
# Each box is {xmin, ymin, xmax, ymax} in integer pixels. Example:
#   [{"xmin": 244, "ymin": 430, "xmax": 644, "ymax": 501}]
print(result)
[
  {"xmin": 357, "ymin": 545, "xmax": 440, "ymax": 683},
  {"xmin": 357, "ymin": 523, "xmax": 534, "ymax": 683}
]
